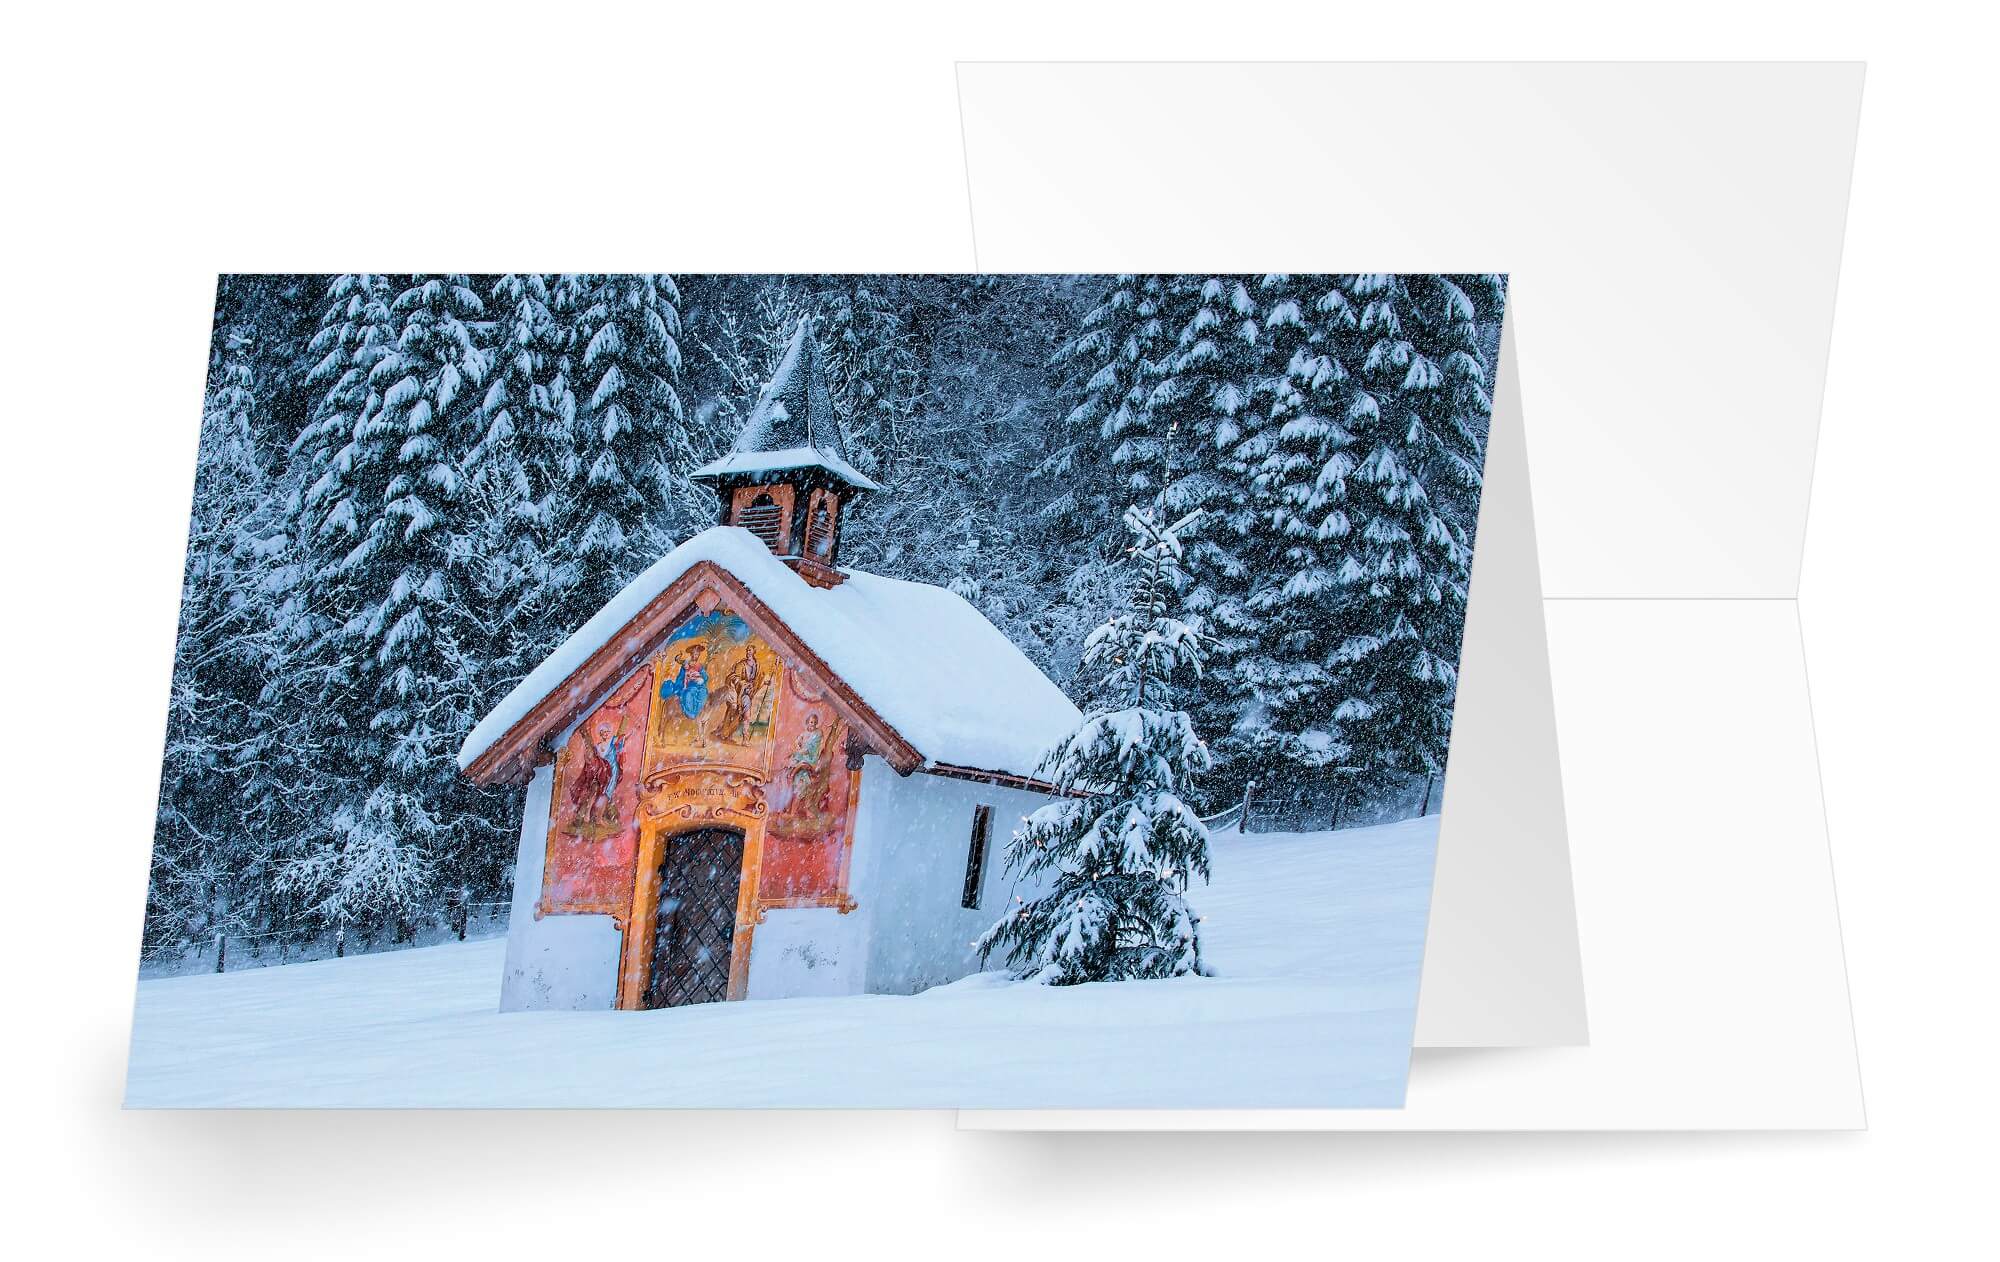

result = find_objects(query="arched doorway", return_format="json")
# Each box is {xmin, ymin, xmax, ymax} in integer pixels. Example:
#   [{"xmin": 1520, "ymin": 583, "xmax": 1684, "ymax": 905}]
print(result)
[{"xmin": 643, "ymin": 826, "xmax": 748, "ymax": 1008}]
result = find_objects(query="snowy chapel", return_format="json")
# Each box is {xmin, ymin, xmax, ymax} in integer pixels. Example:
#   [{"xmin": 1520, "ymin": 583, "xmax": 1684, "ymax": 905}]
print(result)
[{"xmin": 459, "ymin": 323, "xmax": 1080, "ymax": 1011}]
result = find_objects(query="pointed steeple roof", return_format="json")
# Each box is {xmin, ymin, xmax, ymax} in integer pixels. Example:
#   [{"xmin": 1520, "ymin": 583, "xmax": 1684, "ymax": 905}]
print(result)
[
  {"xmin": 690, "ymin": 318, "xmax": 881, "ymax": 491},
  {"xmin": 740, "ymin": 318, "xmax": 847, "ymax": 461}
]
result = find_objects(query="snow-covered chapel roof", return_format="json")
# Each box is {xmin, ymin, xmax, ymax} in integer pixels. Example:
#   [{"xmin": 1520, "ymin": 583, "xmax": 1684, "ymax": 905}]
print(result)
[
  {"xmin": 458, "ymin": 526, "xmax": 1080, "ymax": 786},
  {"xmin": 689, "ymin": 319, "xmax": 882, "ymax": 492}
]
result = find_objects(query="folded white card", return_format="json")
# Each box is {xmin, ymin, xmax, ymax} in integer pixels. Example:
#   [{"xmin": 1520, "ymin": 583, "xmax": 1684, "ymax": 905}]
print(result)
[
  {"xmin": 956, "ymin": 61, "xmax": 1864, "ymax": 1129},
  {"xmin": 1416, "ymin": 325, "xmax": 1587, "ymax": 1050}
]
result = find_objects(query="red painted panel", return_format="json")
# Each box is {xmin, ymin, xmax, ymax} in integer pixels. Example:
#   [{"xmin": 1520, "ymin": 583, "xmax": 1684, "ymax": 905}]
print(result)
[
  {"xmin": 758, "ymin": 668, "xmax": 854, "ymax": 902},
  {"xmin": 541, "ymin": 664, "xmax": 654, "ymax": 916}
]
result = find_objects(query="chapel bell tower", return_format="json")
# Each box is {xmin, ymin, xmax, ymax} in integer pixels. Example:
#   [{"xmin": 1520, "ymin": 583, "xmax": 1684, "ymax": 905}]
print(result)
[{"xmin": 689, "ymin": 318, "xmax": 880, "ymax": 589}]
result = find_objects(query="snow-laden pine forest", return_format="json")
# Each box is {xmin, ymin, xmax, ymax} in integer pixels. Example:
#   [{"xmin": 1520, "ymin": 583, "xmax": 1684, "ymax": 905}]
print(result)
[{"xmin": 147, "ymin": 274, "xmax": 1503, "ymax": 967}]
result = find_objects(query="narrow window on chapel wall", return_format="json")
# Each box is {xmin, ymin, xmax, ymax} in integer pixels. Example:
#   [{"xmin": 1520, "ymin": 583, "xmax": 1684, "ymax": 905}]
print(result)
[{"xmin": 961, "ymin": 805, "xmax": 993, "ymax": 910}]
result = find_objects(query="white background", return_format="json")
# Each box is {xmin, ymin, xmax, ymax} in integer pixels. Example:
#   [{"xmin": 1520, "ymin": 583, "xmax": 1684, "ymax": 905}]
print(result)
[{"xmin": 1, "ymin": 2, "xmax": 1993, "ymax": 1258}]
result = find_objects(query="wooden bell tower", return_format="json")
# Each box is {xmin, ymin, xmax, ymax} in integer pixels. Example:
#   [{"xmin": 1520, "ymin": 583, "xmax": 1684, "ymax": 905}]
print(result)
[{"xmin": 689, "ymin": 318, "xmax": 881, "ymax": 589}]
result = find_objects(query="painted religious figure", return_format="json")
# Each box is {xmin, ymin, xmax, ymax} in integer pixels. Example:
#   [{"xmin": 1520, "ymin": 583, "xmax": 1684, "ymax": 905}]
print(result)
[
  {"xmin": 568, "ymin": 717, "xmax": 628, "ymax": 825},
  {"xmin": 759, "ymin": 672, "xmax": 855, "ymax": 901},
  {"xmin": 708, "ymin": 646, "xmax": 769, "ymax": 745},
  {"xmin": 645, "ymin": 607, "xmax": 782, "ymax": 770},
  {"xmin": 658, "ymin": 641, "xmax": 710, "ymax": 720},
  {"xmin": 541, "ymin": 665, "xmax": 654, "ymax": 915},
  {"xmin": 769, "ymin": 708, "xmax": 841, "ymax": 836}
]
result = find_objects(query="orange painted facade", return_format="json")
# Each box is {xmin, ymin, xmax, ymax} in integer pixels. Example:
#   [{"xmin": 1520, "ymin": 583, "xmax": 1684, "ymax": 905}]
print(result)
[
  {"xmin": 538, "ymin": 595, "xmax": 860, "ymax": 1008},
  {"xmin": 541, "ymin": 665, "xmax": 655, "ymax": 918}
]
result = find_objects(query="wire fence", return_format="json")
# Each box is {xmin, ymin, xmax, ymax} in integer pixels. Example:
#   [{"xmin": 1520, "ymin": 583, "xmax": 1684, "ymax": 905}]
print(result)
[
  {"xmin": 1214, "ymin": 773, "xmax": 1441, "ymax": 835},
  {"xmin": 157, "ymin": 900, "xmax": 516, "ymax": 976}
]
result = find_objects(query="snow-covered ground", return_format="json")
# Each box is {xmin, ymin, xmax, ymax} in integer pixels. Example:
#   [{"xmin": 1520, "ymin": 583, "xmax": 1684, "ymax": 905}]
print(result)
[{"xmin": 125, "ymin": 815, "xmax": 1437, "ymax": 1108}]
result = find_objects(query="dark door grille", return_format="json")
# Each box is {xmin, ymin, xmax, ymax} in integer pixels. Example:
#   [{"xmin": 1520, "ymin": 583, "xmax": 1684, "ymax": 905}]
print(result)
[{"xmin": 644, "ymin": 828, "xmax": 747, "ymax": 1008}]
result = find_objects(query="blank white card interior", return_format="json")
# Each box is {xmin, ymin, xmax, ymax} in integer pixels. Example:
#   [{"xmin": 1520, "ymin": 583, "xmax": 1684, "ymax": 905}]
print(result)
[{"xmin": 954, "ymin": 61, "xmax": 1864, "ymax": 1129}]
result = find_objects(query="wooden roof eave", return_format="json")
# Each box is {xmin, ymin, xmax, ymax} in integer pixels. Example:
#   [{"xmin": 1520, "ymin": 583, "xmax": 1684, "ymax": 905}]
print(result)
[
  {"xmin": 460, "ymin": 560, "xmax": 925, "ymax": 789},
  {"xmin": 920, "ymin": 761, "xmax": 1080, "ymax": 799}
]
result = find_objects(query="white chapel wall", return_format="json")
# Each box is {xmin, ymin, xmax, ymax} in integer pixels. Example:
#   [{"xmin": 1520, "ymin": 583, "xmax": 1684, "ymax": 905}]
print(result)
[
  {"xmin": 846, "ymin": 757, "xmax": 1055, "ymax": 995},
  {"xmin": 498, "ymin": 763, "xmax": 623, "ymax": 1011},
  {"xmin": 744, "ymin": 907, "xmax": 867, "ymax": 999}
]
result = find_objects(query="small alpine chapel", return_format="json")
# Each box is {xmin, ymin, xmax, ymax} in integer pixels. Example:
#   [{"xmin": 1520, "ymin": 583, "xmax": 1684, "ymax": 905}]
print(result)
[{"xmin": 458, "ymin": 322, "xmax": 1080, "ymax": 1011}]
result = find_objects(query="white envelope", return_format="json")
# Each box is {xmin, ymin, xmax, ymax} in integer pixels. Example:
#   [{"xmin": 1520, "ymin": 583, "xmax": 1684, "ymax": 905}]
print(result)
[{"xmin": 955, "ymin": 62, "xmax": 1864, "ymax": 1129}]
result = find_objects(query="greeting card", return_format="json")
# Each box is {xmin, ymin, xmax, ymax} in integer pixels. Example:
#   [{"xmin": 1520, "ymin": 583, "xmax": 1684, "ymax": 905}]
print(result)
[{"xmin": 128, "ymin": 272, "xmax": 1505, "ymax": 1107}]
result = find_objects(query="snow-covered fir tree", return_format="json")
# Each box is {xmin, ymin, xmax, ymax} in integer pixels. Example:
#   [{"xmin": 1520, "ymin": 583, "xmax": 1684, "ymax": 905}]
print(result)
[
  {"xmin": 1051, "ymin": 274, "xmax": 1336, "ymax": 804},
  {"xmin": 1229, "ymin": 278, "xmax": 1365, "ymax": 807},
  {"xmin": 467, "ymin": 274, "xmax": 584, "ymax": 684},
  {"xmin": 146, "ymin": 327, "xmax": 268, "ymax": 960},
  {"xmin": 1380, "ymin": 274, "xmax": 1503, "ymax": 609},
  {"xmin": 569, "ymin": 273, "xmax": 701, "ymax": 602},
  {"xmin": 1061, "ymin": 275, "xmax": 1188, "ymax": 498},
  {"xmin": 1152, "ymin": 276, "xmax": 1280, "ymax": 771},
  {"xmin": 147, "ymin": 276, "xmax": 332, "ymax": 962},
  {"xmin": 1043, "ymin": 275, "xmax": 1177, "ymax": 543},
  {"xmin": 978, "ymin": 505, "xmax": 1214, "ymax": 984},
  {"xmin": 478, "ymin": 273, "xmax": 577, "ymax": 518},
  {"xmin": 822, "ymin": 275, "xmax": 923, "ymax": 478},
  {"xmin": 279, "ymin": 275, "xmax": 503, "ymax": 934},
  {"xmin": 1320, "ymin": 274, "xmax": 1497, "ymax": 803},
  {"xmin": 1236, "ymin": 274, "xmax": 1497, "ymax": 822}
]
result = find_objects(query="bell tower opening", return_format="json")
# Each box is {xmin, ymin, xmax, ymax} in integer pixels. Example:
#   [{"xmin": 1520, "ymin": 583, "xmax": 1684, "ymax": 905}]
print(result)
[
  {"xmin": 689, "ymin": 318, "xmax": 881, "ymax": 589},
  {"xmin": 803, "ymin": 489, "xmax": 839, "ymax": 561},
  {"xmin": 729, "ymin": 485, "xmax": 794, "ymax": 552}
]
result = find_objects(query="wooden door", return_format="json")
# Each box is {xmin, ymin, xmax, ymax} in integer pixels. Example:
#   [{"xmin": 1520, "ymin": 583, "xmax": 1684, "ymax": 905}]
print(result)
[{"xmin": 644, "ymin": 827, "xmax": 747, "ymax": 1008}]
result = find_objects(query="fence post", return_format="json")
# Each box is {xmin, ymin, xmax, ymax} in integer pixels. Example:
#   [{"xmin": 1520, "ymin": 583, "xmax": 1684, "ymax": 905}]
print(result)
[
  {"xmin": 335, "ymin": 918, "xmax": 346, "ymax": 959},
  {"xmin": 1420, "ymin": 774, "xmax": 1434, "ymax": 816},
  {"xmin": 213, "ymin": 931, "xmax": 226, "ymax": 974},
  {"xmin": 1239, "ymin": 779, "xmax": 1258, "ymax": 834}
]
